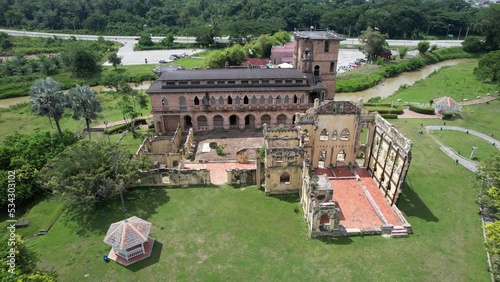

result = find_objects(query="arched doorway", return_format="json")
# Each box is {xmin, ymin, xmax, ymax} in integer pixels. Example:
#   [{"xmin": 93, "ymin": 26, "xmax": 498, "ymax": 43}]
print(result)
[
  {"xmin": 261, "ymin": 114, "xmax": 271, "ymax": 126},
  {"xmin": 244, "ymin": 114, "xmax": 255, "ymax": 129},
  {"xmin": 213, "ymin": 115, "xmax": 224, "ymax": 129},
  {"xmin": 229, "ymin": 115, "xmax": 239, "ymax": 128},
  {"xmin": 277, "ymin": 114, "xmax": 287, "ymax": 125},
  {"xmin": 184, "ymin": 116, "xmax": 192, "ymax": 130},
  {"xmin": 197, "ymin": 116, "xmax": 208, "ymax": 130}
]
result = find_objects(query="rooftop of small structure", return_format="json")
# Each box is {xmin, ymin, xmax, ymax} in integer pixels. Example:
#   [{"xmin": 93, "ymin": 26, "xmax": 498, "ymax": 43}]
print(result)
[
  {"xmin": 312, "ymin": 174, "xmax": 332, "ymax": 191},
  {"xmin": 293, "ymin": 30, "xmax": 345, "ymax": 41},
  {"xmin": 103, "ymin": 216, "xmax": 152, "ymax": 251}
]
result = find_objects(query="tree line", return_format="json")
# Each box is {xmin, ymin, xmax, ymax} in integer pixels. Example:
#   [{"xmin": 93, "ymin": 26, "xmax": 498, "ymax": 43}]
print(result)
[{"xmin": 0, "ymin": 0, "xmax": 498, "ymax": 41}]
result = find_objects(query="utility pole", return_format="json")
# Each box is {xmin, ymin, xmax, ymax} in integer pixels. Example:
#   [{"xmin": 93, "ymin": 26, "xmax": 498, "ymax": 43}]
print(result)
[
  {"xmin": 458, "ymin": 27, "xmax": 462, "ymax": 40},
  {"xmin": 465, "ymin": 26, "xmax": 469, "ymax": 38}
]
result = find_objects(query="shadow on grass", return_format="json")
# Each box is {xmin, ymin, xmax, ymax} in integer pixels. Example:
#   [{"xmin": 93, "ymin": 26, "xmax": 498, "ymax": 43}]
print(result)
[
  {"xmin": 315, "ymin": 236, "xmax": 353, "ymax": 245},
  {"xmin": 397, "ymin": 180, "xmax": 439, "ymax": 222},
  {"xmin": 269, "ymin": 193, "xmax": 300, "ymax": 203},
  {"xmin": 63, "ymin": 187, "xmax": 170, "ymax": 236},
  {"xmin": 125, "ymin": 240, "xmax": 163, "ymax": 272}
]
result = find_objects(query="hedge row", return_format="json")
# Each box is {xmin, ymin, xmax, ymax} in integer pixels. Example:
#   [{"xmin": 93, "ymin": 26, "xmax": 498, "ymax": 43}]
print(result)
[
  {"xmin": 380, "ymin": 114, "xmax": 398, "ymax": 119},
  {"xmin": 409, "ymin": 105, "xmax": 435, "ymax": 115},
  {"xmin": 442, "ymin": 113, "xmax": 453, "ymax": 120},
  {"xmin": 365, "ymin": 105, "xmax": 404, "ymax": 115},
  {"xmin": 336, "ymin": 47, "xmax": 477, "ymax": 93}
]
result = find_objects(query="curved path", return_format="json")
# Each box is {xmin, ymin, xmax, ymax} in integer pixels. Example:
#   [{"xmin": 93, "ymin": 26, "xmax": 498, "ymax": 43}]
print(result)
[{"xmin": 424, "ymin": 126, "xmax": 500, "ymax": 173}]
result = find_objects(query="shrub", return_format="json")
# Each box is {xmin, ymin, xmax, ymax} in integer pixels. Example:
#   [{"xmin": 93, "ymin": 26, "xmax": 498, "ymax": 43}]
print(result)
[
  {"xmin": 442, "ymin": 112, "xmax": 453, "ymax": 119},
  {"xmin": 376, "ymin": 57, "xmax": 384, "ymax": 65},
  {"xmin": 367, "ymin": 96, "xmax": 382, "ymax": 103},
  {"xmin": 399, "ymin": 46, "xmax": 408, "ymax": 59},
  {"xmin": 462, "ymin": 36, "xmax": 485, "ymax": 53},
  {"xmin": 409, "ymin": 105, "xmax": 435, "ymax": 114},
  {"xmin": 380, "ymin": 114, "xmax": 398, "ymax": 119},
  {"xmin": 417, "ymin": 41, "xmax": 430, "ymax": 54}
]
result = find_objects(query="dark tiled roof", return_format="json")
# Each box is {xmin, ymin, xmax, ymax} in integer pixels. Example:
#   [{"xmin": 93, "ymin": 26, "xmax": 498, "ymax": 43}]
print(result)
[
  {"xmin": 293, "ymin": 30, "xmax": 345, "ymax": 40},
  {"xmin": 315, "ymin": 101, "xmax": 360, "ymax": 115},
  {"xmin": 156, "ymin": 68, "xmax": 308, "ymax": 81}
]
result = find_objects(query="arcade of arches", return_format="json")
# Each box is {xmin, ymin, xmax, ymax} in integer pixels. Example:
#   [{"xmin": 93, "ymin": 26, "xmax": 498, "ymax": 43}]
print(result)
[{"xmin": 170, "ymin": 113, "xmax": 296, "ymax": 131}]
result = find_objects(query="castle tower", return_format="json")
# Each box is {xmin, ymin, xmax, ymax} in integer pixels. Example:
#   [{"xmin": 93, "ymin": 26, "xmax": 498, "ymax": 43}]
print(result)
[{"xmin": 293, "ymin": 30, "xmax": 345, "ymax": 100}]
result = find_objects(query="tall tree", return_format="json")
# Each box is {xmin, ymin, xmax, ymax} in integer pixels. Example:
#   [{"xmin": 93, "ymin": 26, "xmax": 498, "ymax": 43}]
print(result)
[
  {"xmin": 30, "ymin": 78, "xmax": 67, "ymax": 139},
  {"xmin": 474, "ymin": 4, "xmax": 500, "ymax": 51},
  {"xmin": 61, "ymin": 42, "xmax": 100, "ymax": 77},
  {"xmin": 107, "ymin": 52, "xmax": 122, "ymax": 70},
  {"xmin": 359, "ymin": 27, "xmax": 389, "ymax": 62},
  {"xmin": 68, "ymin": 85, "xmax": 102, "ymax": 140},
  {"xmin": 474, "ymin": 50, "xmax": 500, "ymax": 84}
]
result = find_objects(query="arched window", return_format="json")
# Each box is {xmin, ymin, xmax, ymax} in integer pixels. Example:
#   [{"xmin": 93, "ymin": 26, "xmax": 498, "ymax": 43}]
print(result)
[
  {"xmin": 194, "ymin": 96, "xmax": 200, "ymax": 105},
  {"xmin": 261, "ymin": 114, "xmax": 271, "ymax": 126},
  {"xmin": 260, "ymin": 96, "xmax": 265, "ymax": 105},
  {"xmin": 268, "ymin": 96, "xmax": 273, "ymax": 105},
  {"xmin": 197, "ymin": 116, "xmax": 208, "ymax": 127},
  {"xmin": 300, "ymin": 95, "xmax": 306, "ymax": 104},
  {"xmin": 293, "ymin": 95, "xmax": 298, "ymax": 104},
  {"xmin": 161, "ymin": 97, "xmax": 168, "ymax": 107},
  {"xmin": 340, "ymin": 128, "xmax": 350, "ymax": 140},
  {"xmin": 227, "ymin": 95, "xmax": 233, "ymax": 105},
  {"xmin": 332, "ymin": 130, "xmax": 338, "ymax": 140},
  {"xmin": 284, "ymin": 95, "xmax": 289, "ymax": 104},
  {"xmin": 320, "ymin": 129, "xmax": 328, "ymax": 141},
  {"xmin": 178, "ymin": 96, "xmax": 187, "ymax": 111},
  {"xmin": 276, "ymin": 95, "xmax": 281, "ymax": 104},
  {"xmin": 243, "ymin": 95, "xmax": 249, "ymax": 104},
  {"xmin": 235, "ymin": 96, "xmax": 241, "ymax": 105},
  {"xmin": 219, "ymin": 96, "xmax": 224, "ymax": 105},
  {"xmin": 213, "ymin": 115, "xmax": 224, "ymax": 128},
  {"xmin": 320, "ymin": 213, "xmax": 330, "ymax": 225},
  {"xmin": 202, "ymin": 94, "xmax": 209, "ymax": 106},
  {"xmin": 210, "ymin": 96, "xmax": 216, "ymax": 106},
  {"xmin": 337, "ymin": 150, "xmax": 346, "ymax": 162},
  {"xmin": 314, "ymin": 65, "xmax": 320, "ymax": 77},
  {"xmin": 251, "ymin": 95, "xmax": 257, "ymax": 105},
  {"xmin": 277, "ymin": 114, "xmax": 287, "ymax": 125},
  {"xmin": 320, "ymin": 150, "xmax": 326, "ymax": 161},
  {"xmin": 280, "ymin": 172, "xmax": 290, "ymax": 184}
]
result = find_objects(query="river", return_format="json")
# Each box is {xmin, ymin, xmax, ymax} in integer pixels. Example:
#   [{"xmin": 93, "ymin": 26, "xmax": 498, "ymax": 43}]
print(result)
[
  {"xmin": 335, "ymin": 58, "xmax": 476, "ymax": 102},
  {"xmin": 0, "ymin": 59, "xmax": 476, "ymax": 108}
]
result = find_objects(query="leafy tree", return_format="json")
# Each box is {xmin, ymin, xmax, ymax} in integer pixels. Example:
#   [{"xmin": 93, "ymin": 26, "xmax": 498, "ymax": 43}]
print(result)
[
  {"xmin": 474, "ymin": 4, "xmax": 500, "ymax": 51},
  {"xmin": 114, "ymin": 81, "xmax": 149, "ymax": 137},
  {"xmin": 474, "ymin": 50, "xmax": 500, "ymax": 84},
  {"xmin": 417, "ymin": 41, "xmax": 430, "ymax": 54},
  {"xmin": 68, "ymin": 85, "xmax": 102, "ymax": 140},
  {"xmin": 60, "ymin": 42, "xmax": 100, "ymax": 77},
  {"xmin": 38, "ymin": 140, "xmax": 143, "ymax": 208},
  {"xmin": 107, "ymin": 52, "xmax": 122, "ymax": 70},
  {"xmin": 462, "ymin": 36, "xmax": 485, "ymax": 53},
  {"xmin": 37, "ymin": 54, "xmax": 58, "ymax": 75},
  {"xmin": 359, "ymin": 27, "xmax": 389, "ymax": 62},
  {"xmin": 190, "ymin": 25, "xmax": 215, "ymax": 48},
  {"xmin": 30, "ymin": 78, "xmax": 67, "ymax": 139},
  {"xmin": 0, "ymin": 130, "xmax": 77, "ymax": 207},
  {"xmin": 160, "ymin": 33, "xmax": 175, "ymax": 47},
  {"xmin": 207, "ymin": 50, "xmax": 226, "ymax": 68},
  {"xmin": 226, "ymin": 45, "xmax": 246, "ymax": 66},
  {"xmin": 0, "ymin": 32, "xmax": 12, "ymax": 50},
  {"xmin": 138, "ymin": 33, "xmax": 153, "ymax": 46}
]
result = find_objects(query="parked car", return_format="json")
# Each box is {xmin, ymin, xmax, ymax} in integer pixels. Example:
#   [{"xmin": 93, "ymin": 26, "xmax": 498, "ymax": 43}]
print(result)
[
  {"xmin": 169, "ymin": 55, "xmax": 179, "ymax": 60},
  {"xmin": 159, "ymin": 59, "xmax": 167, "ymax": 64}
]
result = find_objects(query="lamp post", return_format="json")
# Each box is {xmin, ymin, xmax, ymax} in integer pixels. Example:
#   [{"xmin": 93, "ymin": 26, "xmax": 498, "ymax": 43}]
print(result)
[{"xmin": 104, "ymin": 120, "xmax": 127, "ymax": 213}]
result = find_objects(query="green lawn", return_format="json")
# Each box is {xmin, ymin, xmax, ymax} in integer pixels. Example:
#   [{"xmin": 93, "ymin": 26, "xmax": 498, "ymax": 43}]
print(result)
[
  {"xmin": 432, "ymin": 130, "xmax": 498, "ymax": 161},
  {"xmin": 380, "ymin": 60, "xmax": 499, "ymax": 104}
]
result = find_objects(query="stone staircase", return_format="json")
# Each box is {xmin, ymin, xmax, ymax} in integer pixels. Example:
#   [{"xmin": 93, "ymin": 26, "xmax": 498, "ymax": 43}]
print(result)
[{"xmin": 391, "ymin": 225, "xmax": 409, "ymax": 238}]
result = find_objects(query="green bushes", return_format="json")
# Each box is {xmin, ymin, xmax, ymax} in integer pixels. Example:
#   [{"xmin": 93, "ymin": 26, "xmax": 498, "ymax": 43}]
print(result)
[
  {"xmin": 364, "ymin": 105, "xmax": 404, "ymax": 115},
  {"xmin": 409, "ymin": 105, "xmax": 435, "ymax": 114},
  {"xmin": 442, "ymin": 113, "xmax": 453, "ymax": 119},
  {"xmin": 380, "ymin": 114, "xmax": 398, "ymax": 119}
]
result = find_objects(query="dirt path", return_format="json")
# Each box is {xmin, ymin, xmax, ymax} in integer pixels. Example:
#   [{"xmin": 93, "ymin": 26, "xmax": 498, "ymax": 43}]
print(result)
[
  {"xmin": 92, "ymin": 114, "xmax": 153, "ymax": 129},
  {"xmin": 459, "ymin": 95, "xmax": 498, "ymax": 106}
]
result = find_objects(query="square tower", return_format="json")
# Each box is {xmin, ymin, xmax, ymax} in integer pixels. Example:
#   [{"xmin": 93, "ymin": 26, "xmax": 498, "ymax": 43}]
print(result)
[{"xmin": 293, "ymin": 30, "xmax": 345, "ymax": 100}]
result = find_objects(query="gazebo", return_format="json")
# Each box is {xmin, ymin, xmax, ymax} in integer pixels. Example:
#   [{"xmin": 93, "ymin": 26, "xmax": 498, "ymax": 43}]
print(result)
[
  {"xmin": 432, "ymin": 96, "xmax": 462, "ymax": 114},
  {"xmin": 103, "ymin": 216, "xmax": 155, "ymax": 266}
]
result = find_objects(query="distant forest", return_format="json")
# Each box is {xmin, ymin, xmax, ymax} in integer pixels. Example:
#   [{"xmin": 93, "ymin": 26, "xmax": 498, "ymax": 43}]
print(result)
[{"xmin": 0, "ymin": 0, "xmax": 490, "ymax": 39}]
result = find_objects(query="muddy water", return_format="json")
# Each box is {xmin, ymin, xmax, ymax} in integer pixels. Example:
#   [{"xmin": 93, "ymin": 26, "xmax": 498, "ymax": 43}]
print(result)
[{"xmin": 335, "ymin": 59, "xmax": 476, "ymax": 102}]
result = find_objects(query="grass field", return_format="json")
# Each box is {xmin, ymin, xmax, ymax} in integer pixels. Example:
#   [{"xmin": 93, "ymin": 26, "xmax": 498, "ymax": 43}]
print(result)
[
  {"xmin": 380, "ymin": 60, "xmax": 499, "ymax": 104},
  {"xmin": 1, "ymin": 55, "xmax": 498, "ymax": 282},
  {"xmin": 432, "ymin": 130, "xmax": 498, "ymax": 161}
]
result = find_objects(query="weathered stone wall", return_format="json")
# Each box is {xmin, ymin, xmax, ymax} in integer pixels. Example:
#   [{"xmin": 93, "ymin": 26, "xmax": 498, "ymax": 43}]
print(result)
[
  {"xmin": 138, "ymin": 169, "xmax": 211, "ymax": 187},
  {"xmin": 227, "ymin": 169, "xmax": 257, "ymax": 185}
]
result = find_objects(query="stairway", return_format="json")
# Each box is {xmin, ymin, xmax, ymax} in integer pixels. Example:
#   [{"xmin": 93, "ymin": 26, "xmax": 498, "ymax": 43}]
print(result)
[{"xmin": 391, "ymin": 226, "xmax": 409, "ymax": 238}]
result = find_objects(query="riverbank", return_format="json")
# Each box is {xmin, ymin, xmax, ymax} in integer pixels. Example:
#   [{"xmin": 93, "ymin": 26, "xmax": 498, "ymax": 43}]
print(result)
[{"xmin": 336, "ymin": 47, "xmax": 478, "ymax": 94}]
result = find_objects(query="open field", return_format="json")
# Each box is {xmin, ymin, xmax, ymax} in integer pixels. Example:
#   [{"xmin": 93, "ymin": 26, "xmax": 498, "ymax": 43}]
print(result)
[
  {"xmin": 380, "ymin": 60, "xmax": 498, "ymax": 104},
  {"xmin": 432, "ymin": 130, "xmax": 498, "ymax": 162}
]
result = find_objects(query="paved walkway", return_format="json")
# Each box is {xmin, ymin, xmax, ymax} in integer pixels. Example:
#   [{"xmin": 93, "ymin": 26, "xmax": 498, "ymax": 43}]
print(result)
[
  {"xmin": 424, "ymin": 126, "xmax": 500, "ymax": 173},
  {"xmin": 459, "ymin": 95, "xmax": 498, "ymax": 106},
  {"xmin": 93, "ymin": 114, "xmax": 153, "ymax": 129},
  {"xmin": 399, "ymin": 109, "xmax": 440, "ymax": 119}
]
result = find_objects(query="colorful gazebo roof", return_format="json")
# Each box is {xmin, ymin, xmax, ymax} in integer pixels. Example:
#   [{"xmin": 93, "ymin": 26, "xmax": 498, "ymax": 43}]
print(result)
[
  {"xmin": 103, "ymin": 216, "xmax": 151, "ymax": 251},
  {"xmin": 432, "ymin": 96, "xmax": 462, "ymax": 113}
]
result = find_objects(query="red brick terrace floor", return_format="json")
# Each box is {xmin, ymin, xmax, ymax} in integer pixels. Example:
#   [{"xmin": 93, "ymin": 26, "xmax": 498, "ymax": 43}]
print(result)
[
  {"xmin": 354, "ymin": 167, "xmax": 402, "ymax": 226},
  {"xmin": 331, "ymin": 178, "xmax": 382, "ymax": 229},
  {"xmin": 184, "ymin": 162, "xmax": 256, "ymax": 185},
  {"xmin": 332, "ymin": 167, "xmax": 354, "ymax": 177}
]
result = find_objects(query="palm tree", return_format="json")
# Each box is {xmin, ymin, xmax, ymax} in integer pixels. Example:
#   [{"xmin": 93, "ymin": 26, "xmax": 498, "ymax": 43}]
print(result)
[
  {"xmin": 68, "ymin": 85, "xmax": 102, "ymax": 139},
  {"xmin": 30, "ymin": 78, "xmax": 67, "ymax": 139}
]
